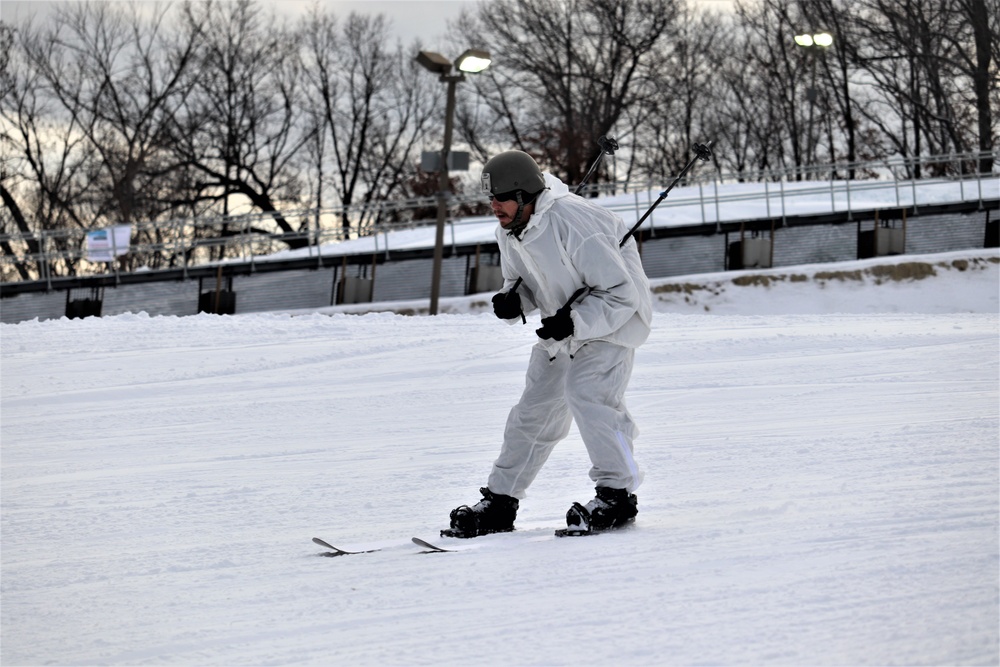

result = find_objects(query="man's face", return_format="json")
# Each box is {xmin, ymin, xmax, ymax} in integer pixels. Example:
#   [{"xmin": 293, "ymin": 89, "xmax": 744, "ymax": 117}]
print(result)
[{"xmin": 490, "ymin": 194, "xmax": 532, "ymax": 229}]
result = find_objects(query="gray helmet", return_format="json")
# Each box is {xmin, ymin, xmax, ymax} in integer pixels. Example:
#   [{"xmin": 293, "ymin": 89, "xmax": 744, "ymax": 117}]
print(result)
[{"xmin": 481, "ymin": 150, "xmax": 546, "ymax": 197}]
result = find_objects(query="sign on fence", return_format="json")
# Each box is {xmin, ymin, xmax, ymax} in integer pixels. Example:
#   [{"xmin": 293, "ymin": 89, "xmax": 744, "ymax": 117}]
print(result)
[{"xmin": 85, "ymin": 225, "xmax": 132, "ymax": 262}]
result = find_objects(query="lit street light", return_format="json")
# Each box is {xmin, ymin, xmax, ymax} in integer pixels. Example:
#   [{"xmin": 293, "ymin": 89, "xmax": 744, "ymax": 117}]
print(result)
[
  {"xmin": 794, "ymin": 32, "xmax": 834, "ymax": 48},
  {"xmin": 794, "ymin": 32, "xmax": 834, "ymax": 167},
  {"xmin": 416, "ymin": 48, "xmax": 492, "ymax": 315}
]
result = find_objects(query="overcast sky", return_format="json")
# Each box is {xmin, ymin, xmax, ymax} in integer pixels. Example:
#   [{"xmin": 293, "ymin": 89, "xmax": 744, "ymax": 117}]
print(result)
[
  {"xmin": 0, "ymin": 1, "xmax": 468, "ymax": 57},
  {"xmin": 2, "ymin": 0, "xmax": 737, "ymax": 47}
]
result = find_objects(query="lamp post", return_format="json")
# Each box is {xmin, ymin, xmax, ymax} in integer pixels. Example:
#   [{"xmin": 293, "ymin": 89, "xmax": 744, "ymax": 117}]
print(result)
[
  {"xmin": 416, "ymin": 49, "xmax": 491, "ymax": 315},
  {"xmin": 794, "ymin": 32, "xmax": 833, "ymax": 168}
]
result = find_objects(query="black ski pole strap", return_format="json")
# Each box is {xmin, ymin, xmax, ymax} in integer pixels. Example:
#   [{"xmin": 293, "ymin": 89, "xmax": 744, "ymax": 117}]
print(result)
[
  {"xmin": 508, "ymin": 277, "xmax": 526, "ymax": 323},
  {"xmin": 563, "ymin": 285, "xmax": 590, "ymax": 310},
  {"xmin": 620, "ymin": 141, "xmax": 714, "ymax": 248}
]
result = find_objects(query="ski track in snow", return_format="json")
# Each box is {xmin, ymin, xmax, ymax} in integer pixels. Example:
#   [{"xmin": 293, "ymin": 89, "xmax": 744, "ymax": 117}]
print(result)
[{"xmin": 1, "ymin": 249, "xmax": 998, "ymax": 666}]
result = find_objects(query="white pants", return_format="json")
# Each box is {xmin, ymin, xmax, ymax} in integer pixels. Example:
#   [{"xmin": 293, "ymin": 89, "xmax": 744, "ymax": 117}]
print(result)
[{"xmin": 488, "ymin": 341, "xmax": 642, "ymax": 499}]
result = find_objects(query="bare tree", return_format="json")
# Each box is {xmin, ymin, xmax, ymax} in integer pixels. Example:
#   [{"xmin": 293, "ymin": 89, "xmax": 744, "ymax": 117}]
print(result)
[
  {"xmin": 2, "ymin": 21, "xmax": 51, "ymax": 279},
  {"xmin": 172, "ymin": 0, "xmax": 311, "ymax": 250},
  {"xmin": 628, "ymin": 3, "xmax": 724, "ymax": 184},
  {"xmin": 300, "ymin": 8, "xmax": 440, "ymax": 238},
  {"xmin": 795, "ymin": 0, "xmax": 863, "ymax": 175},
  {"xmin": 849, "ymin": 0, "xmax": 994, "ymax": 174},
  {"xmin": 3, "ymin": 2, "xmax": 205, "ymax": 276},
  {"xmin": 29, "ymin": 3, "xmax": 200, "ymax": 226},
  {"xmin": 453, "ymin": 0, "xmax": 680, "ymax": 186},
  {"xmin": 2, "ymin": 17, "xmax": 98, "ymax": 278},
  {"xmin": 949, "ymin": 0, "xmax": 996, "ymax": 172}
]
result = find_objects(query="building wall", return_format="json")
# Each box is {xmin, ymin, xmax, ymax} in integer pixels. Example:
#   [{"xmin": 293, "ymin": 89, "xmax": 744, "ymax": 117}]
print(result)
[
  {"xmin": 774, "ymin": 222, "xmax": 859, "ymax": 267},
  {"xmin": 640, "ymin": 234, "xmax": 727, "ymax": 278},
  {"xmin": 905, "ymin": 209, "xmax": 990, "ymax": 254}
]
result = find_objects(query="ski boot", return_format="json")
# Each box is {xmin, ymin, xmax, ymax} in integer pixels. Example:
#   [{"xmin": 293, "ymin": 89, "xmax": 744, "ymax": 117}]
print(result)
[
  {"xmin": 442, "ymin": 487, "xmax": 518, "ymax": 538},
  {"xmin": 558, "ymin": 486, "xmax": 638, "ymax": 537}
]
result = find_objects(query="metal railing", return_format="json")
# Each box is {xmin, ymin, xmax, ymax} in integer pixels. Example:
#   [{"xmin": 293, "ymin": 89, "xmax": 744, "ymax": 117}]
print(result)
[{"xmin": 2, "ymin": 150, "xmax": 996, "ymax": 287}]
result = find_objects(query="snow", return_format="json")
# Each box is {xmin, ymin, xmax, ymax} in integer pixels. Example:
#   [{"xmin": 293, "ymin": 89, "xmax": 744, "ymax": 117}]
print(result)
[{"xmin": 2, "ymin": 246, "xmax": 998, "ymax": 665}]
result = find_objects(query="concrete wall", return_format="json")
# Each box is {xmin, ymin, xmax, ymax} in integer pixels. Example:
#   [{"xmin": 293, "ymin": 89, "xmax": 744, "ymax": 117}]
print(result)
[{"xmin": 2, "ymin": 206, "xmax": 994, "ymax": 323}]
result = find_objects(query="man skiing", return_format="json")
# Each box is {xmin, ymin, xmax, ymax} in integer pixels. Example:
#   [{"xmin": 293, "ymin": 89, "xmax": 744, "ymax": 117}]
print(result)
[{"xmin": 445, "ymin": 150, "xmax": 653, "ymax": 538}]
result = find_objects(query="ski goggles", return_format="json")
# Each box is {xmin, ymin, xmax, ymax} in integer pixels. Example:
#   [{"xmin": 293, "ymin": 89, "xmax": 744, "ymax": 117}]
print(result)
[{"xmin": 487, "ymin": 191, "xmax": 520, "ymax": 203}]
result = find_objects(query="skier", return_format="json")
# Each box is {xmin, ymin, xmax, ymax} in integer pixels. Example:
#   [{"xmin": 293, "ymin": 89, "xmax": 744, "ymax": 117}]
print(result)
[{"xmin": 445, "ymin": 150, "xmax": 653, "ymax": 538}]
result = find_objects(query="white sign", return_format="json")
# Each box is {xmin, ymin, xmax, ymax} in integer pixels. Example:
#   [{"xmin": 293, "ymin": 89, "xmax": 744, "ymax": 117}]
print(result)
[{"xmin": 85, "ymin": 225, "xmax": 132, "ymax": 262}]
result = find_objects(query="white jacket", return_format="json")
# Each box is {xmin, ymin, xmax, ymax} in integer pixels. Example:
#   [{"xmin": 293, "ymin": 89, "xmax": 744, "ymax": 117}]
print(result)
[{"xmin": 495, "ymin": 173, "xmax": 653, "ymax": 356}]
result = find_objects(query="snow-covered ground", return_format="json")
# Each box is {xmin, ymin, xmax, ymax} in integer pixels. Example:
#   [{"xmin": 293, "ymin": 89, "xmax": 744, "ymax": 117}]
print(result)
[{"xmin": 2, "ymin": 249, "xmax": 998, "ymax": 666}]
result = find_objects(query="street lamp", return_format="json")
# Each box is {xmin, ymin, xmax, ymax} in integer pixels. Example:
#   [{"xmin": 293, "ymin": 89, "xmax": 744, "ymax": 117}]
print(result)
[
  {"xmin": 794, "ymin": 32, "xmax": 833, "ymax": 48},
  {"xmin": 794, "ymin": 32, "xmax": 833, "ymax": 168},
  {"xmin": 416, "ymin": 48, "xmax": 492, "ymax": 315}
]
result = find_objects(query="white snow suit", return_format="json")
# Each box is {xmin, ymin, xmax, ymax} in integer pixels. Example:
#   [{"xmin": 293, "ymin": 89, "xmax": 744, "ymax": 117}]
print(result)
[{"xmin": 487, "ymin": 173, "xmax": 653, "ymax": 499}]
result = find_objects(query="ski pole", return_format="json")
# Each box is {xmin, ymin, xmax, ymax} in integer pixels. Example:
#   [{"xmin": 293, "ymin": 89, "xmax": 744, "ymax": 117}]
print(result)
[
  {"xmin": 619, "ymin": 141, "xmax": 713, "ymax": 248},
  {"xmin": 574, "ymin": 135, "xmax": 619, "ymax": 196},
  {"xmin": 557, "ymin": 142, "xmax": 714, "ymax": 319}
]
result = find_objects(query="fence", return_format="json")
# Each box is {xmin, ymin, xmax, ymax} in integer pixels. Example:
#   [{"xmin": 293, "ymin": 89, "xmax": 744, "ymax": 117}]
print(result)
[{"xmin": 1, "ymin": 150, "xmax": 996, "ymax": 289}]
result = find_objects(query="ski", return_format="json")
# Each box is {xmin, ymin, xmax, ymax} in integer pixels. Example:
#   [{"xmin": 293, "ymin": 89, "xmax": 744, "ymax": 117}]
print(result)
[
  {"xmin": 314, "ymin": 523, "xmax": 616, "ymax": 556},
  {"xmin": 312, "ymin": 536, "xmax": 464, "ymax": 556},
  {"xmin": 411, "ymin": 536, "xmax": 456, "ymax": 553},
  {"xmin": 312, "ymin": 537, "xmax": 381, "ymax": 557}
]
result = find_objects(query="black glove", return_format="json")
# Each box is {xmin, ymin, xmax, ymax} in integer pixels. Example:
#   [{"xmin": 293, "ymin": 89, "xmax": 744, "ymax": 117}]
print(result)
[
  {"xmin": 536, "ymin": 306, "xmax": 574, "ymax": 341},
  {"xmin": 492, "ymin": 290, "xmax": 523, "ymax": 320}
]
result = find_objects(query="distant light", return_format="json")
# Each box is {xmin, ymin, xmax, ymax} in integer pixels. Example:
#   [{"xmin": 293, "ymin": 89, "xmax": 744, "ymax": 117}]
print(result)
[
  {"xmin": 456, "ymin": 49, "xmax": 492, "ymax": 74},
  {"xmin": 795, "ymin": 32, "xmax": 834, "ymax": 48},
  {"xmin": 813, "ymin": 32, "xmax": 834, "ymax": 47}
]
